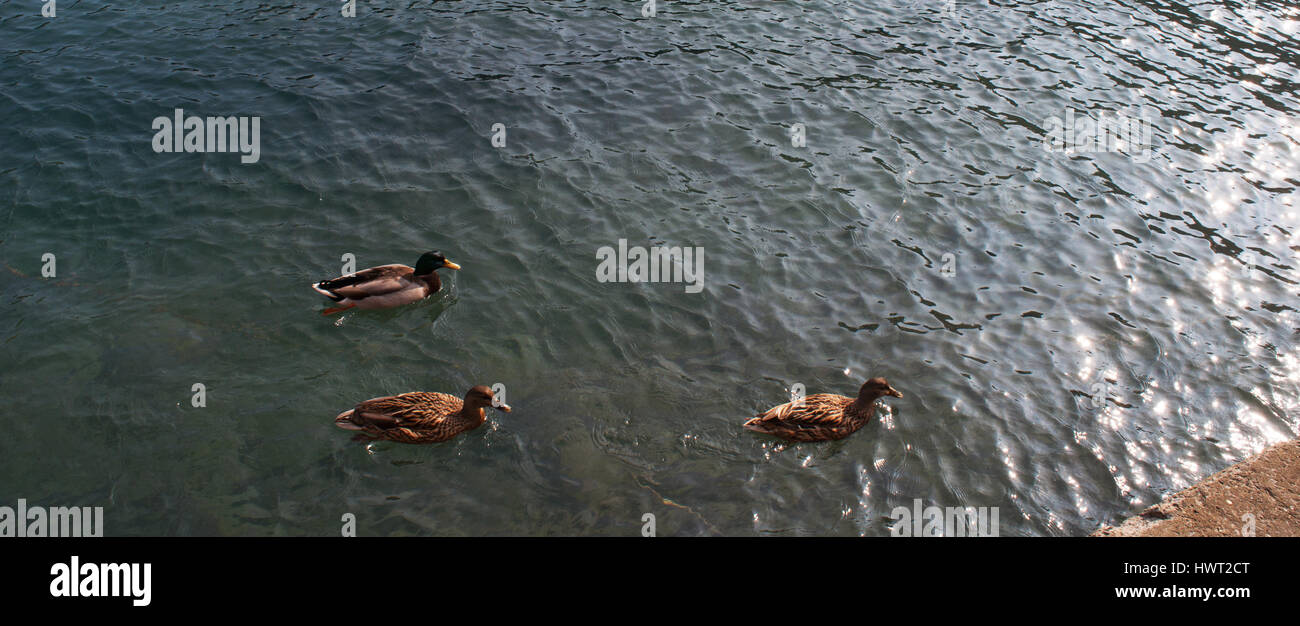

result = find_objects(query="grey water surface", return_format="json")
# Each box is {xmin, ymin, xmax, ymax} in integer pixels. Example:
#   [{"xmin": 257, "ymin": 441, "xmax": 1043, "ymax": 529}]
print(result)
[{"xmin": 1, "ymin": 1, "xmax": 1297, "ymax": 536}]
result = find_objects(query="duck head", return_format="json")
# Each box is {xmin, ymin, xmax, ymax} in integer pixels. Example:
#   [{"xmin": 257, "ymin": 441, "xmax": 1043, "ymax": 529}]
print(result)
[
  {"xmin": 464, "ymin": 385, "xmax": 511, "ymax": 413},
  {"xmin": 414, "ymin": 251, "xmax": 461, "ymax": 276},
  {"xmin": 858, "ymin": 377, "xmax": 903, "ymax": 401}
]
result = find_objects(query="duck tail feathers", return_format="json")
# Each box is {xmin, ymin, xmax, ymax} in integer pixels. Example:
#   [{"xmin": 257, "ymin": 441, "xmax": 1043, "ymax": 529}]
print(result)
[
  {"xmin": 335, "ymin": 409, "xmax": 363, "ymax": 430},
  {"xmin": 313, "ymin": 281, "xmax": 345, "ymax": 301}
]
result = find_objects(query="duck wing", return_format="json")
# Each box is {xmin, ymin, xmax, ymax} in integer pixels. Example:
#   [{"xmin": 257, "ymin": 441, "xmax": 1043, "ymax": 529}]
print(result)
[
  {"xmin": 314, "ymin": 264, "xmax": 414, "ymax": 300},
  {"xmin": 745, "ymin": 394, "xmax": 856, "ymax": 439},
  {"xmin": 348, "ymin": 392, "xmax": 463, "ymax": 430},
  {"xmin": 752, "ymin": 394, "xmax": 850, "ymax": 423}
]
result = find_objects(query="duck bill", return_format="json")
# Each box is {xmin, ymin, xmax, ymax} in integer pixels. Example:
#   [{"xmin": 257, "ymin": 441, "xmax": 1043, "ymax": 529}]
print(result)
[
  {"xmin": 442, "ymin": 260, "xmax": 461, "ymax": 271},
  {"xmin": 494, "ymin": 403, "xmax": 512, "ymax": 413},
  {"xmin": 886, "ymin": 387, "xmax": 903, "ymax": 398}
]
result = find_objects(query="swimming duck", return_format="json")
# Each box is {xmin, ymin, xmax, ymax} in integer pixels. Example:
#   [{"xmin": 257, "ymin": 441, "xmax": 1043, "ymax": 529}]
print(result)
[
  {"xmin": 312, "ymin": 251, "xmax": 460, "ymax": 315},
  {"xmin": 335, "ymin": 385, "xmax": 511, "ymax": 444},
  {"xmin": 744, "ymin": 378, "xmax": 902, "ymax": 442}
]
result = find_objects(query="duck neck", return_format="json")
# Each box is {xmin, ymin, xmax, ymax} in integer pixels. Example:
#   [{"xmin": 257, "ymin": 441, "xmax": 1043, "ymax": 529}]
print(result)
[
  {"xmin": 850, "ymin": 394, "xmax": 881, "ymax": 418},
  {"xmin": 418, "ymin": 272, "xmax": 442, "ymax": 291},
  {"xmin": 457, "ymin": 402, "xmax": 487, "ymax": 424}
]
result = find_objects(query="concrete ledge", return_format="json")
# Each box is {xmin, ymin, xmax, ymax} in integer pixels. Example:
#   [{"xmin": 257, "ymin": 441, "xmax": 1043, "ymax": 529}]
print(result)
[{"xmin": 1093, "ymin": 439, "xmax": 1300, "ymax": 537}]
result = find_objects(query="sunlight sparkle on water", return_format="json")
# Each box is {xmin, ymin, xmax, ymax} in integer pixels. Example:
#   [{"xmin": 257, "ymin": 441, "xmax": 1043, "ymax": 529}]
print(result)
[{"xmin": 1153, "ymin": 399, "xmax": 1169, "ymax": 417}]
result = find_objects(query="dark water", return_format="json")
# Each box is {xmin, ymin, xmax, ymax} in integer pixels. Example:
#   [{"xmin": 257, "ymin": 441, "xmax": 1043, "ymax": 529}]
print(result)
[{"xmin": 1, "ymin": 1, "xmax": 1297, "ymax": 536}]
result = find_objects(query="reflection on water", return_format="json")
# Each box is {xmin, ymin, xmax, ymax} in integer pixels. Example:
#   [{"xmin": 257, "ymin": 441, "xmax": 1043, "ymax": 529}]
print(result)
[{"xmin": 0, "ymin": 1, "xmax": 1297, "ymax": 536}]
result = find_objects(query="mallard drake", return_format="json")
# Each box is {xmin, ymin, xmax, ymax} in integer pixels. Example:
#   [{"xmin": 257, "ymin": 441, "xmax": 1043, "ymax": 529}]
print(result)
[
  {"xmin": 744, "ymin": 377, "xmax": 902, "ymax": 442},
  {"xmin": 312, "ymin": 251, "xmax": 460, "ymax": 315},
  {"xmin": 335, "ymin": 385, "xmax": 511, "ymax": 444}
]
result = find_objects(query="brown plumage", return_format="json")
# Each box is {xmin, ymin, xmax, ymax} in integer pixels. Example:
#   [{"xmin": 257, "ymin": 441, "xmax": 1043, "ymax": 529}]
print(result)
[
  {"xmin": 744, "ymin": 377, "xmax": 903, "ymax": 442},
  {"xmin": 335, "ymin": 385, "xmax": 511, "ymax": 444}
]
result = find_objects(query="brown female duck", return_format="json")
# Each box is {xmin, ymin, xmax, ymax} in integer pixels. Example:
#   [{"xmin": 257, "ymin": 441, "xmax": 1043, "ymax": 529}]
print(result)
[
  {"xmin": 335, "ymin": 385, "xmax": 511, "ymax": 444},
  {"xmin": 312, "ymin": 251, "xmax": 460, "ymax": 315},
  {"xmin": 744, "ymin": 377, "xmax": 902, "ymax": 442}
]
